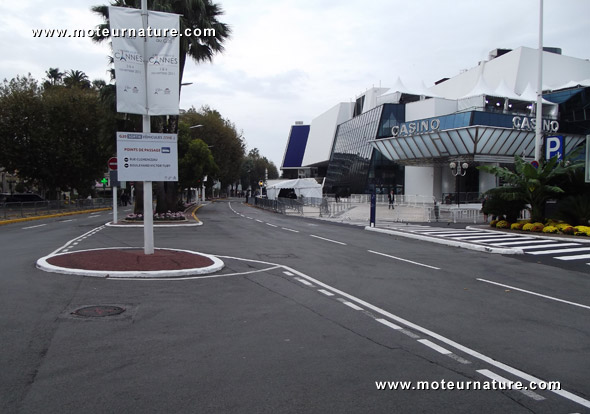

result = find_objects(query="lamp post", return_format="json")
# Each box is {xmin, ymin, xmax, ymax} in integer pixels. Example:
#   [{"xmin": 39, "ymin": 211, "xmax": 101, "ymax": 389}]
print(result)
[{"xmin": 450, "ymin": 161, "xmax": 468, "ymax": 207}]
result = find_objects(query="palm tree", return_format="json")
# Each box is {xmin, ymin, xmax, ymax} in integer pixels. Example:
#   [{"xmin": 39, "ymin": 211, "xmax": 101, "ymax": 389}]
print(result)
[
  {"xmin": 91, "ymin": 0, "xmax": 230, "ymax": 86},
  {"xmin": 478, "ymin": 154, "xmax": 583, "ymax": 223},
  {"xmin": 63, "ymin": 70, "xmax": 91, "ymax": 89},
  {"xmin": 44, "ymin": 68, "xmax": 64, "ymax": 87},
  {"xmin": 91, "ymin": 0, "xmax": 231, "ymax": 212}
]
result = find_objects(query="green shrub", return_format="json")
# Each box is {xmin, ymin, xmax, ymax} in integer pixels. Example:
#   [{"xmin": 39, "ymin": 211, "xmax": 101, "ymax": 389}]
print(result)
[{"xmin": 556, "ymin": 195, "xmax": 590, "ymax": 226}]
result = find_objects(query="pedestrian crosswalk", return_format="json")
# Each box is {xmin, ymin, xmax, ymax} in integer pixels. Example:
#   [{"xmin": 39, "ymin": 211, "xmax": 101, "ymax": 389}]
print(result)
[{"xmin": 386, "ymin": 224, "xmax": 590, "ymax": 266}]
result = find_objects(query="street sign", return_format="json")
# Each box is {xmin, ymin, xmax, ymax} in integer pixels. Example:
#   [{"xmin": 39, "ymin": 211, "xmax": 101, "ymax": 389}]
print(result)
[
  {"xmin": 109, "ymin": 170, "xmax": 120, "ymax": 187},
  {"xmin": 116, "ymin": 132, "xmax": 178, "ymax": 181},
  {"xmin": 545, "ymin": 135, "xmax": 564, "ymax": 161},
  {"xmin": 108, "ymin": 157, "xmax": 118, "ymax": 171}
]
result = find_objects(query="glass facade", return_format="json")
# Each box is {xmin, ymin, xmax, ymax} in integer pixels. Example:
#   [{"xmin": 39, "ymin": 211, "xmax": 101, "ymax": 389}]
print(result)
[{"xmin": 325, "ymin": 106, "xmax": 383, "ymax": 195}]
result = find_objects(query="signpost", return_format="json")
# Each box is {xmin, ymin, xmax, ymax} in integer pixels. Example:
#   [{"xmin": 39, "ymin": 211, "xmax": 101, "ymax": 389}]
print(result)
[
  {"xmin": 109, "ymin": 1, "xmax": 180, "ymax": 254},
  {"xmin": 107, "ymin": 157, "xmax": 119, "ymax": 224}
]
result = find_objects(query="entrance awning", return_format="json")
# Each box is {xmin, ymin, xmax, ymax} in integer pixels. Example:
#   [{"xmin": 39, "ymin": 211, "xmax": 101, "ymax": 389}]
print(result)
[{"xmin": 369, "ymin": 126, "xmax": 586, "ymax": 166}]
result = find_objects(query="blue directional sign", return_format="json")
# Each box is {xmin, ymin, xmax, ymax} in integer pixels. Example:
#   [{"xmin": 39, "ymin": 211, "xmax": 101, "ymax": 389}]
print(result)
[{"xmin": 545, "ymin": 135, "xmax": 564, "ymax": 161}]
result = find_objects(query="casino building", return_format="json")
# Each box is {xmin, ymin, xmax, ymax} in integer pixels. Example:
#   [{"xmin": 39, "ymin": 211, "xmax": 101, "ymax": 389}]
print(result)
[{"xmin": 280, "ymin": 46, "xmax": 590, "ymax": 202}]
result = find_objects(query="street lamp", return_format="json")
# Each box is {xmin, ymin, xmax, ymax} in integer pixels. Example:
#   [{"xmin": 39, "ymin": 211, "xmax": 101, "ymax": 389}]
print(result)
[{"xmin": 450, "ymin": 161, "xmax": 468, "ymax": 207}]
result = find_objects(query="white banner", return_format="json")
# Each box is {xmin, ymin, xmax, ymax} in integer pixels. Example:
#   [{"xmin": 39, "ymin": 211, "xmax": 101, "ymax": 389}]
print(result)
[
  {"xmin": 109, "ymin": 6, "xmax": 180, "ymax": 115},
  {"xmin": 116, "ymin": 132, "xmax": 178, "ymax": 181}
]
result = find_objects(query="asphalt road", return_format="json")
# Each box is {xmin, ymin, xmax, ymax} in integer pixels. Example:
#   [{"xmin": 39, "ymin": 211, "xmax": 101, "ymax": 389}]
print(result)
[{"xmin": 1, "ymin": 201, "xmax": 589, "ymax": 413}]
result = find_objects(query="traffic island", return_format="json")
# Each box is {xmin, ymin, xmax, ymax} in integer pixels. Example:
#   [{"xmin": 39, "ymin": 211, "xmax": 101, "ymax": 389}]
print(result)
[{"xmin": 36, "ymin": 247, "xmax": 224, "ymax": 278}]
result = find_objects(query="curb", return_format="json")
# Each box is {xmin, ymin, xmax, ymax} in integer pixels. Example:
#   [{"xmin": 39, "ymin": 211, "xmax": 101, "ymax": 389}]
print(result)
[
  {"xmin": 365, "ymin": 226, "xmax": 523, "ymax": 255},
  {"xmin": 0, "ymin": 207, "xmax": 112, "ymax": 226},
  {"xmin": 36, "ymin": 247, "xmax": 225, "ymax": 278}
]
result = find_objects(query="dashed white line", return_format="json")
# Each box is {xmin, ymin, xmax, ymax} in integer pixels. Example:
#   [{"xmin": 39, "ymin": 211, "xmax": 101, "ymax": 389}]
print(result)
[
  {"xmin": 255, "ymin": 219, "xmax": 264, "ymax": 223},
  {"xmin": 283, "ymin": 271, "xmax": 294, "ymax": 276},
  {"xmin": 309, "ymin": 234, "xmax": 347, "ymax": 245},
  {"xmin": 266, "ymin": 223, "xmax": 278, "ymax": 228},
  {"xmin": 281, "ymin": 265, "xmax": 590, "ymax": 409},
  {"xmin": 294, "ymin": 277, "xmax": 314, "ymax": 287},
  {"xmin": 338, "ymin": 299, "xmax": 364, "ymax": 311},
  {"xmin": 318, "ymin": 289, "xmax": 335, "ymax": 297},
  {"xmin": 22, "ymin": 224, "xmax": 47, "ymax": 230},
  {"xmin": 418, "ymin": 339, "xmax": 452, "ymax": 355},
  {"xmin": 376, "ymin": 318, "xmax": 403, "ymax": 330},
  {"xmin": 281, "ymin": 227, "xmax": 299, "ymax": 233},
  {"xmin": 477, "ymin": 369, "xmax": 545, "ymax": 401},
  {"xmin": 368, "ymin": 250, "xmax": 440, "ymax": 270},
  {"xmin": 477, "ymin": 279, "xmax": 590, "ymax": 310}
]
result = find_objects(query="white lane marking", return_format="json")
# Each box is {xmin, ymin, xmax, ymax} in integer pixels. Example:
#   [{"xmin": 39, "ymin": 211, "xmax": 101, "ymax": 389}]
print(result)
[
  {"xmin": 477, "ymin": 369, "xmax": 545, "ymax": 401},
  {"xmin": 477, "ymin": 279, "xmax": 590, "ymax": 311},
  {"xmin": 281, "ymin": 265, "xmax": 590, "ymax": 409},
  {"xmin": 113, "ymin": 265, "xmax": 283, "ymax": 281},
  {"xmin": 283, "ymin": 271, "xmax": 294, "ymax": 276},
  {"xmin": 255, "ymin": 219, "xmax": 264, "ymax": 223},
  {"xmin": 517, "ymin": 243, "xmax": 581, "ymax": 250},
  {"xmin": 376, "ymin": 318, "xmax": 403, "ymax": 330},
  {"xmin": 266, "ymin": 223, "xmax": 278, "ymax": 228},
  {"xmin": 246, "ymin": 217, "xmax": 254, "ymax": 220},
  {"xmin": 452, "ymin": 234, "xmax": 515, "ymax": 240},
  {"xmin": 60, "ymin": 219, "xmax": 75, "ymax": 223},
  {"xmin": 309, "ymin": 234, "xmax": 347, "ymax": 245},
  {"xmin": 48, "ymin": 225, "xmax": 105, "ymax": 255},
  {"xmin": 528, "ymin": 247, "xmax": 590, "ymax": 255},
  {"xmin": 368, "ymin": 250, "xmax": 440, "ymax": 270},
  {"xmin": 338, "ymin": 299, "xmax": 364, "ymax": 311},
  {"xmin": 555, "ymin": 253, "xmax": 590, "ymax": 261},
  {"xmin": 295, "ymin": 277, "xmax": 314, "ymax": 287},
  {"xmin": 491, "ymin": 239, "xmax": 554, "ymax": 246},
  {"xmin": 318, "ymin": 289, "xmax": 335, "ymax": 297},
  {"xmin": 282, "ymin": 227, "xmax": 299, "ymax": 233},
  {"xmin": 22, "ymin": 224, "xmax": 47, "ymax": 229},
  {"xmin": 418, "ymin": 339, "xmax": 452, "ymax": 355}
]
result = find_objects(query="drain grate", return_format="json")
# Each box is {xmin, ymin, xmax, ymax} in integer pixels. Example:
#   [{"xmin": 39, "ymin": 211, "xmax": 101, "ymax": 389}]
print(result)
[{"xmin": 72, "ymin": 305, "xmax": 126, "ymax": 318}]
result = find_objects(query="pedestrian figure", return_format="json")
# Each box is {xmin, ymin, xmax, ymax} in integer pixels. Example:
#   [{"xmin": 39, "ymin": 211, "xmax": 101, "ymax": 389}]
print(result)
[
  {"xmin": 388, "ymin": 191, "xmax": 394, "ymax": 210},
  {"xmin": 481, "ymin": 196, "xmax": 489, "ymax": 223}
]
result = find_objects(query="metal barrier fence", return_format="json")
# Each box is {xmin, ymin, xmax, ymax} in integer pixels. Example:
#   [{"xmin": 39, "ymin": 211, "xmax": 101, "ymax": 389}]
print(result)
[{"xmin": 1, "ymin": 198, "xmax": 111, "ymax": 220}]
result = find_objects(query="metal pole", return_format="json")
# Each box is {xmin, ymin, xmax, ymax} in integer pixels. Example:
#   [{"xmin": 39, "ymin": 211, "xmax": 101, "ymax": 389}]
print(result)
[
  {"xmin": 141, "ymin": 0, "xmax": 154, "ymax": 254},
  {"xmin": 534, "ymin": 0, "xmax": 543, "ymax": 162},
  {"xmin": 113, "ymin": 185, "xmax": 118, "ymax": 224}
]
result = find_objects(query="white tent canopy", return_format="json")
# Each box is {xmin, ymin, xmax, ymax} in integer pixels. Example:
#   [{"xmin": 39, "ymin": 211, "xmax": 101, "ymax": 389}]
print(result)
[{"xmin": 266, "ymin": 178, "xmax": 323, "ymax": 200}]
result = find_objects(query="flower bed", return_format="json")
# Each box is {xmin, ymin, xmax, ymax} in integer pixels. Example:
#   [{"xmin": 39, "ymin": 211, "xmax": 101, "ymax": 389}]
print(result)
[
  {"xmin": 125, "ymin": 211, "xmax": 187, "ymax": 222},
  {"xmin": 490, "ymin": 219, "xmax": 590, "ymax": 238}
]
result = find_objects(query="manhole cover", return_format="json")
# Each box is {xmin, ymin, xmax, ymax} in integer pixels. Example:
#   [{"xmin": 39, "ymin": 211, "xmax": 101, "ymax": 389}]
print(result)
[{"xmin": 72, "ymin": 305, "xmax": 126, "ymax": 317}]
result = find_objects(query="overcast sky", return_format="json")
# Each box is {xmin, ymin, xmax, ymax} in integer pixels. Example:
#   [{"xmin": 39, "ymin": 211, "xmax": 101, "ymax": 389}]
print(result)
[{"xmin": 1, "ymin": 0, "xmax": 589, "ymax": 168}]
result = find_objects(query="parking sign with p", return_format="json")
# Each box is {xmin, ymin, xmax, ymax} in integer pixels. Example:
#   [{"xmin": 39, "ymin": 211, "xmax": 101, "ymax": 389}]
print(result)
[{"xmin": 545, "ymin": 135, "xmax": 564, "ymax": 161}]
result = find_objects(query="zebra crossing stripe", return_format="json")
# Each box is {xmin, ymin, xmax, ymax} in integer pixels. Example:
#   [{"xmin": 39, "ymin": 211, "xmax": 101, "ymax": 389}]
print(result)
[
  {"xmin": 517, "ymin": 243, "xmax": 581, "ymax": 250},
  {"xmin": 490, "ymin": 240, "xmax": 554, "ymax": 246},
  {"xmin": 555, "ymin": 253, "xmax": 590, "ymax": 261},
  {"xmin": 528, "ymin": 247, "xmax": 590, "ymax": 256}
]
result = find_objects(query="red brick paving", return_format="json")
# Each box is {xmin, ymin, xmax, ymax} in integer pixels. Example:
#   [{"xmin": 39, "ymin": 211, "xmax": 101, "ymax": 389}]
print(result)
[{"xmin": 47, "ymin": 249, "xmax": 214, "ymax": 271}]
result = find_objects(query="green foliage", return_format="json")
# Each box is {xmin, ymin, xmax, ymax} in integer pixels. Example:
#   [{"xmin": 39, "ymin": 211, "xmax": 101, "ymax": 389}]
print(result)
[
  {"xmin": 482, "ymin": 196, "xmax": 526, "ymax": 223},
  {"xmin": 180, "ymin": 106, "xmax": 245, "ymax": 189},
  {"xmin": 0, "ymin": 73, "xmax": 114, "ymax": 198},
  {"xmin": 478, "ymin": 154, "xmax": 584, "ymax": 223},
  {"xmin": 556, "ymin": 194, "xmax": 590, "ymax": 226},
  {"xmin": 240, "ymin": 148, "xmax": 279, "ymax": 192}
]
